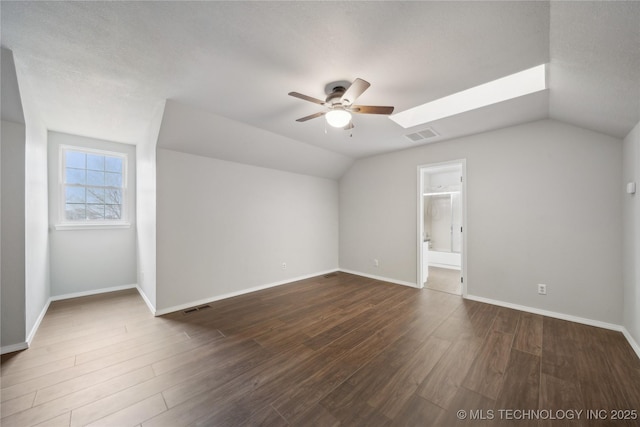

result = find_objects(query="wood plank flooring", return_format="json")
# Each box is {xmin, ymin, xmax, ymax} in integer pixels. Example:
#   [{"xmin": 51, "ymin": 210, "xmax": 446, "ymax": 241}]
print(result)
[{"xmin": 2, "ymin": 272, "xmax": 639, "ymax": 426}]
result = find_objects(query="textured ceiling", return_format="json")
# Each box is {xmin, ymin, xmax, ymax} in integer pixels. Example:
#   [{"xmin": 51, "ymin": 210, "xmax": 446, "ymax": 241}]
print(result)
[
  {"xmin": 1, "ymin": 1, "xmax": 639, "ymax": 166},
  {"xmin": 549, "ymin": 1, "xmax": 640, "ymax": 138}
]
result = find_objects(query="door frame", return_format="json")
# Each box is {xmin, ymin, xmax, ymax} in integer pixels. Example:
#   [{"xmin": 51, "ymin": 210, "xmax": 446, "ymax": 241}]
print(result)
[{"xmin": 417, "ymin": 159, "xmax": 467, "ymax": 296}]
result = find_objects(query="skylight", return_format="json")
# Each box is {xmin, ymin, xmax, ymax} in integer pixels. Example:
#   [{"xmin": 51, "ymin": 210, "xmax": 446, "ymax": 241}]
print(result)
[{"xmin": 389, "ymin": 64, "xmax": 547, "ymax": 128}]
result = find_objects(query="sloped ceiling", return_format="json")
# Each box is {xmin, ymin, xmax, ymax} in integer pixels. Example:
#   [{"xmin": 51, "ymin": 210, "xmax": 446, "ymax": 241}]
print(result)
[
  {"xmin": 1, "ymin": 47, "xmax": 24, "ymax": 124},
  {"xmin": 1, "ymin": 1, "xmax": 638, "ymax": 177},
  {"xmin": 549, "ymin": 1, "xmax": 640, "ymax": 138}
]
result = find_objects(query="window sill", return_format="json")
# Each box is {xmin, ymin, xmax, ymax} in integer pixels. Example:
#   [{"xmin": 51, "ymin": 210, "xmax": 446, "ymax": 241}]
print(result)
[{"xmin": 55, "ymin": 222, "xmax": 131, "ymax": 231}]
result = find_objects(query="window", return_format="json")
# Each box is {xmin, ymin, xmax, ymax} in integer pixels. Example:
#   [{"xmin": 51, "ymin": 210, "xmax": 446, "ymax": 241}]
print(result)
[{"xmin": 59, "ymin": 145, "xmax": 128, "ymax": 228}]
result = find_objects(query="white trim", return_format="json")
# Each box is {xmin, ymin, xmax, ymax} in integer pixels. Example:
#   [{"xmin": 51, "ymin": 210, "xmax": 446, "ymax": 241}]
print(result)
[
  {"xmin": 57, "ymin": 144, "xmax": 129, "ymax": 226},
  {"xmin": 417, "ymin": 166, "xmax": 424, "ymax": 288},
  {"xmin": 465, "ymin": 294, "xmax": 624, "ymax": 332},
  {"xmin": 4, "ymin": 273, "xmax": 639, "ymax": 362},
  {"xmin": 337, "ymin": 270, "xmax": 639, "ymax": 361},
  {"xmin": 136, "ymin": 286, "xmax": 157, "ymax": 316},
  {"xmin": 55, "ymin": 222, "xmax": 131, "ymax": 231},
  {"xmin": 423, "ymin": 191, "xmax": 461, "ymax": 196},
  {"xmin": 49, "ymin": 284, "xmax": 137, "ymax": 302},
  {"xmin": 417, "ymin": 159, "xmax": 467, "ymax": 297},
  {"xmin": 154, "ymin": 269, "xmax": 339, "ymax": 316},
  {"xmin": 2, "ymin": 297, "xmax": 50, "ymax": 355},
  {"xmin": 464, "ymin": 294, "xmax": 639, "ymax": 360},
  {"xmin": 338, "ymin": 268, "xmax": 418, "ymax": 289},
  {"xmin": 0, "ymin": 342, "xmax": 28, "ymax": 355},
  {"xmin": 2, "ymin": 285, "xmax": 139, "ymax": 355},
  {"xmin": 26, "ymin": 298, "xmax": 51, "ymax": 345},
  {"xmin": 429, "ymin": 263, "xmax": 461, "ymax": 270},
  {"xmin": 621, "ymin": 327, "xmax": 640, "ymax": 360}
]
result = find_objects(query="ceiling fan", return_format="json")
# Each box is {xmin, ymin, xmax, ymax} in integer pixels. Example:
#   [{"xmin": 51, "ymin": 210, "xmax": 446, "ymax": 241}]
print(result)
[{"xmin": 289, "ymin": 78, "xmax": 394, "ymax": 129}]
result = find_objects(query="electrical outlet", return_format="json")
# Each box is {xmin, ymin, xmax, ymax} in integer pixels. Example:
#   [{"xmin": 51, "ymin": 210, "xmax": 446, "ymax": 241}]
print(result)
[
  {"xmin": 374, "ymin": 259, "xmax": 379, "ymax": 267},
  {"xmin": 281, "ymin": 262, "xmax": 287, "ymax": 270},
  {"xmin": 538, "ymin": 284, "xmax": 547, "ymax": 295}
]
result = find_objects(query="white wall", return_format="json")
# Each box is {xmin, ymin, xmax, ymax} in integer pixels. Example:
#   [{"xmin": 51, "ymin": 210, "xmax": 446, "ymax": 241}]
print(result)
[
  {"xmin": 623, "ymin": 121, "xmax": 640, "ymax": 348},
  {"xmin": 1, "ymin": 48, "xmax": 49, "ymax": 353},
  {"xmin": 340, "ymin": 120, "xmax": 623, "ymax": 325},
  {"xmin": 156, "ymin": 148, "xmax": 338, "ymax": 313},
  {"xmin": 47, "ymin": 132, "xmax": 137, "ymax": 296},
  {"xmin": 136, "ymin": 139, "xmax": 156, "ymax": 310},
  {"xmin": 1, "ymin": 47, "xmax": 27, "ymax": 352},
  {"xmin": 136, "ymin": 101, "xmax": 165, "ymax": 313},
  {"xmin": 24, "ymin": 121, "xmax": 50, "ymax": 341},
  {"xmin": 1, "ymin": 120, "xmax": 26, "ymax": 349}
]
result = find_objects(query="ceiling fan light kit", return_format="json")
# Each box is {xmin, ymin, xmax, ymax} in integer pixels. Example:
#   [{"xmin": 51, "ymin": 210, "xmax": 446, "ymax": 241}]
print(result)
[
  {"xmin": 289, "ymin": 78, "xmax": 394, "ymax": 130},
  {"xmin": 325, "ymin": 109, "xmax": 352, "ymax": 128}
]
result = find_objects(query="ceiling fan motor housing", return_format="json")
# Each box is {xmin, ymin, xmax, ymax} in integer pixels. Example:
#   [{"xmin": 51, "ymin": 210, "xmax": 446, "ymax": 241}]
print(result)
[{"xmin": 326, "ymin": 86, "xmax": 346, "ymax": 107}]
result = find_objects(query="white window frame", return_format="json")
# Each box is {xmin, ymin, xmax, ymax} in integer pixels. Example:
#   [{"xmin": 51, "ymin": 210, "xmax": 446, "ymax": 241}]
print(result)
[{"xmin": 56, "ymin": 144, "xmax": 130, "ymax": 230}]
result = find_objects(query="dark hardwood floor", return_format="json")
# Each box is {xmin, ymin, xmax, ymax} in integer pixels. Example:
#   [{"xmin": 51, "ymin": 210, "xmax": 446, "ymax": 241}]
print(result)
[{"xmin": 2, "ymin": 272, "xmax": 639, "ymax": 426}]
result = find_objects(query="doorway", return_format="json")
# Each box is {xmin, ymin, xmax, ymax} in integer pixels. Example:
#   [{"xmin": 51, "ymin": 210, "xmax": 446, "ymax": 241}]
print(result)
[{"xmin": 418, "ymin": 160, "xmax": 466, "ymax": 296}]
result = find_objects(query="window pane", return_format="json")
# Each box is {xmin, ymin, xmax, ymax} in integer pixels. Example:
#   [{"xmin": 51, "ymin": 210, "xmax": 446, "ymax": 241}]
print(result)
[
  {"xmin": 87, "ymin": 154, "xmax": 105, "ymax": 171},
  {"xmin": 87, "ymin": 170, "xmax": 105, "ymax": 186},
  {"xmin": 105, "ymin": 188, "xmax": 122, "ymax": 205},
  {"xmin": 105, "ymin": 172, "xmax": 122, "ymax": 187},
  {"xmin": 87, "ymin": 187, "xmax": 105, "ymax": 204},
  {"xmin": 87, "ymin": 204, "xmax": 105, "ymax": 220},
  {"xmin": 61, "ymin": 148, "xmax": 126, "ymax": 223},
  {"xmin": 65, "ymin": 203, "xmax": 86, "ymax": 220},
  {"xmin": 66, "ymin": 168, "xmax": 86, "ymax": 185},
  {"xmin": 66, "ymin": 151, "xmax": 85, "ymax": 168},
  {"xmin": 105, "ymin": 204, "xmax": 122, "ymax": 220},
  {"xmin": 105, "ymin": 156, "xmax": 123, "ymax": 173},
  {"xmin": 65, "ymin": 186, "xmax": 85, "ymax": 203}
]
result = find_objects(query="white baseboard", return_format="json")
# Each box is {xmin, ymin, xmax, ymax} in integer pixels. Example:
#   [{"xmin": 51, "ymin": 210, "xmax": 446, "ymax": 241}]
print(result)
[
  {"xmin": 465, "ymin": 294, "xmax": 640, "ymax": 361},
  {"xmin": 6, "ymin": 274, "xmax": 639, "ymax": 363},
  {"xmin": 1, "ymin": 284, "xmax": 138, "ymax": 355},
  {"xmin": 621, "ymin": 327, "xmax": 640, "ymax": 360},
  {"xmin": 136, "ymin": 286, "xmax": 157, "ymax": 315},
  {"xmin": 336, "ymin": 271, "xmax": 624, "ymax": 334},
  {"xmin": 465, "ymin": 294, "xmax": 623, "ymax": 332},
  {"xmin": 26, "ymin": 297, "xmax": 51, "ymax": 346},
  {"xmin": 154, "ymin": 269, "xmax": 339, "ymax": 316},
  {"xmin": 50, "ymin": 284, "xmax": 137, "ymax": 302},
  {"xmin": 1, "ymin": 297, "xmax": 50, "ymax": 355},
  {"xmin": 331, "ymin": 272, "xmax": 639, "ymax": 361},
  {"xmin": 338, "ymin": 268, "xmax": 418, "ymax": 289}
]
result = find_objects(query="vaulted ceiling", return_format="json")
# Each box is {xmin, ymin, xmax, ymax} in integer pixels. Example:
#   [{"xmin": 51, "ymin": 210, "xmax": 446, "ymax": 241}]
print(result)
[{"xmin": 2, "ymin": 1, "xmax": 639, "ymax": 173}]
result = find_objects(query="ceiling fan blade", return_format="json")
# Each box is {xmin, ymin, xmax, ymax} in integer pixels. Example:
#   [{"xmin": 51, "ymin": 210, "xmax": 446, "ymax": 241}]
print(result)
[
  {"xmin": 341, "ymin": 78, "xmax": 370, "ymax": 106},
  {"xmin": 289, "ymin": 92, "xmax": 325, "ymax": 105},
  {"xmin": 350, "ymin": 105, "xmax": 395, "ymax": 115},
  {"xmin": 296, "ymin": 111, "xmax": 326, "ymax": 122}
]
